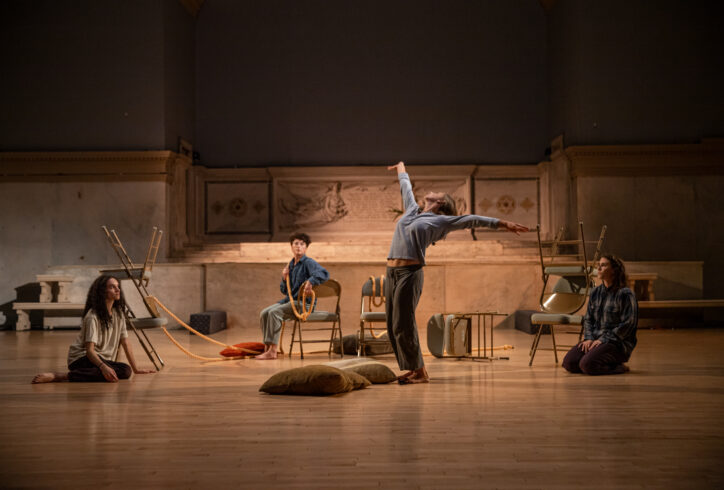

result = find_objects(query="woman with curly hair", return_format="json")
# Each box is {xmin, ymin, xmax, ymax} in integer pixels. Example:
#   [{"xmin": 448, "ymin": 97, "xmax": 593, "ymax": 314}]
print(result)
[
  {"xmin": 32, "ymin": 275, "xmax": 155, "ymax": 383},
  {"xmin": 386, "ymin": 161, "xmax": 529, "ymax": 384},
  {"xmin": 562, "ymin": 254, "xmax": 638, "ymax": 375}
]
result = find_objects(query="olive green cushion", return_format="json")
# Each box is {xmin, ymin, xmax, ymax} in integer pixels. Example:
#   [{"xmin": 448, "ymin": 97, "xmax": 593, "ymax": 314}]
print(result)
[
  {"xmin": 259, "ymin": 365, "xmax": 370, "ymax": 396},
  {"xmin": 325, "ymin": 359, "xmax": 397, "ymax": 384}
]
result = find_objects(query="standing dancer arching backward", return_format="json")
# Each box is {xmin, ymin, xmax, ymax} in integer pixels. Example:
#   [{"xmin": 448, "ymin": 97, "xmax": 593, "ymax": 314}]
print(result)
[{"xmin": 386, "ymin": 161, "xmax": 529, "ymax": 384}]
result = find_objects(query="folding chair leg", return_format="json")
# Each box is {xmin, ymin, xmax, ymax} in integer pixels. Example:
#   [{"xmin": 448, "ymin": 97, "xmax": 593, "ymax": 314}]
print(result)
[
  {"xmin": 129, "ymin": 326, "xmax": 162, "ymax": 371},
  {"xmin": 289, "ymin": 321, "xmax": 297, "ymax": 357},
  {"xmin": 550, "ymin": 327, "xmax": 559, "ymax": 364},
  {"xmin": 358, "ymin": 322, "xmax": 364, "ymax": 357},
  {"xmin": 140, "ymin": 329, "xmax": 165, "ymax": 367},
  {"xmin": 529, "ymin": 323, "xmax": 544, "ymax": 366},
  {"xmin": 297, "ymin": 321, "xmax": 304, "ymax": 359},
  {"xmin": 335, "ymin": 321, "xmax": 343, "ymax": 358}
]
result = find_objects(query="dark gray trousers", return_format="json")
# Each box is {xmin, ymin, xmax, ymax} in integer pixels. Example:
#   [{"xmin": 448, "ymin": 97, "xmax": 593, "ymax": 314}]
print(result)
[
  {"xmin": 562, "ymin": 342, "xmax": 629, "ymax": 375},
  {"xmin": 385, "ymin": 265, "xmax": 424, "ymax": 371}
]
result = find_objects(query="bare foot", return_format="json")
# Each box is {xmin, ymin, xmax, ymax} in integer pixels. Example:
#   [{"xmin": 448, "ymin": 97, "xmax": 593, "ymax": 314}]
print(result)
[
  {"xmin": 255, "ymin": 350, "xmax": 278, "ymax": 360},
  {"xmin": 396, "ymin": 370, "xmax": 415, "ymax": 381},
  {"xmin": 32, "ymin": 372, "xmax": 67, "ymax": 384},
  {"xmin": 398, "ymin": 368, "xmax": 429, "ymax": 384}
]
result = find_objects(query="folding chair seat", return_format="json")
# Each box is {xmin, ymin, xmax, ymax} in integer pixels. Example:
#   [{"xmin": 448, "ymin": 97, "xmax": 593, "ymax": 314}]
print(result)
[
  {"xmin": 288, "ymin": 279, "xmax": 344, "ymax": 359},
  {"xmin": 358, "ymin": 276, "xmax": 392, "ymax": 356}
]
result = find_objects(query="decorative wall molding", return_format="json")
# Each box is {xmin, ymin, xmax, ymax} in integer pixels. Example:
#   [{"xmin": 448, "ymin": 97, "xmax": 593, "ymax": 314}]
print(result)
[
  {"xmin": 564, "ymin": 141, "xmax": 724, "ymax": 177},
  {"xmin": 0, "ymin": 151, "xmax": 183, "ymax": 183}
]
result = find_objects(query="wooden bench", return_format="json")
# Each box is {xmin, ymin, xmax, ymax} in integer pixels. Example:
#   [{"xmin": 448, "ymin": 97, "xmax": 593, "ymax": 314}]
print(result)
[
  {"xmin": 13, "ymin": 302, "xmax": 85, "ymax": 331},
  {"xmin": 639, "ymin": 299, "xmax": 724, "ymax": 309},
  {"xmin": 627, "ymin": 273, "xmax": 658, "ymax": 301},
  {"xmin": 638, "ymin": 299, "xmax": 724, "ymax": 327}
]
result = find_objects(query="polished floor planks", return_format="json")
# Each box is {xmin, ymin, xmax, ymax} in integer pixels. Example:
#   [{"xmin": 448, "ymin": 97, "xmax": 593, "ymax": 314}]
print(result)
[{"xmin": 1, "ymin": 326, "xmax": 723, "ymax": 489}]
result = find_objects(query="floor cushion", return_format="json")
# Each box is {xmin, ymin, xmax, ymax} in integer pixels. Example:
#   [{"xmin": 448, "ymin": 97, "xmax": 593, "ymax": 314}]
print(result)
[{"xmin": 259, "ymin": 365, "xmax": 370, "ymax": 396}]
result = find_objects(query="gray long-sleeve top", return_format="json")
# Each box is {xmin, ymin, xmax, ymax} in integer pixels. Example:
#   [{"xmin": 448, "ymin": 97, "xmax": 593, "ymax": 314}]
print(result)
[{"xmin": 387, "ymin": 172, "xmax": 499, "ymax": 265}]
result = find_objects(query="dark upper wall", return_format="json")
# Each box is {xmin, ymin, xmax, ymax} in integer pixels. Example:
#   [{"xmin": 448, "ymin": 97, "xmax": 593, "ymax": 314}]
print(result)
[
  {"xmin": 196, "ymin": 0, "xmax": 548, "ymax": 167},
  {"xmin": 164, "ymin": 0, "xmax": 196, "ymax": 150},
  {"xmin": 547, "ymin": 0, "xmax": 724, "ymax": 146},
  {"xmin": 0, "ymin": 0, "xmax": 194, "ymax": 151}
]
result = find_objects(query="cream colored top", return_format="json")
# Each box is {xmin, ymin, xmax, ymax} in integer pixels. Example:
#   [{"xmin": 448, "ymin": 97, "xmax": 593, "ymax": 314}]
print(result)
[{"xmin": 67, "ymin": 309, "xmax": 128, "ymax": 365}]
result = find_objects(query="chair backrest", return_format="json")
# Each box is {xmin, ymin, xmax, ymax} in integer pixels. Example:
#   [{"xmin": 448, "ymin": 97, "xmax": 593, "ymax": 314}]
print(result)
[
  {"xmin": 311, "ymin": 279, "xmax": 341, "ymax": 317},
  {"xmin": 313, "ymin": 279, "xmax": 341, "ymax": 299},
  {"xmin": 361, "ymin": 276, "xmax": 384, "ymax": 297}
]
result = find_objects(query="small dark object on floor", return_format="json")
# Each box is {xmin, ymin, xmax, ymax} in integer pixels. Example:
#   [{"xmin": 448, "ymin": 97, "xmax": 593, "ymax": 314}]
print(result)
[{"xmin": 189, "ymin": 311, "xmax": 227, "ymax": 335}]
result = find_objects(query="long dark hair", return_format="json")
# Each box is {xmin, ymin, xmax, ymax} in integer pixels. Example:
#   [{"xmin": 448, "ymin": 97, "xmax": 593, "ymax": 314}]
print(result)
[
  {"xmin": 602, "ymin": 254, "xmax": 628, "ymax": 291},
  {"xmin": 83, "ymin": 275, "xmax": 126, "ymax": 328}
]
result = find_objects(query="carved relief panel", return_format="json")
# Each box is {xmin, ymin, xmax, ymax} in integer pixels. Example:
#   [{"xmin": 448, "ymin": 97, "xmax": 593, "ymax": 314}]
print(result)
[
  {"xmin": 205, "ymin": 181, "xmax": 271, "ymax": 234},
  {"xmin": 474, "ymin": 178, "xmax": 539, "ymax": 229}
]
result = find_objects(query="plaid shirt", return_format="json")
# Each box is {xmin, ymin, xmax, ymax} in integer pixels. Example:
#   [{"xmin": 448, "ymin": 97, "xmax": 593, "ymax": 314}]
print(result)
[{"xmin": 583, "ymin": 284, "xmax": 638, "ymax": 360}]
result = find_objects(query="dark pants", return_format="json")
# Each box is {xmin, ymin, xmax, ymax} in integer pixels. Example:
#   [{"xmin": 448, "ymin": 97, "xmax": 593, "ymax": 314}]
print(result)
[
  {"xmin": 562, "ymin": 342, "xmax": 629, "ymax": 375},
  {"xmin": 67, "ymin": 356, "xmax": 132, "ymax": 382},
  {"xmin": 385, "ymin": 265, "xmax": 424, "ymax": 371}
]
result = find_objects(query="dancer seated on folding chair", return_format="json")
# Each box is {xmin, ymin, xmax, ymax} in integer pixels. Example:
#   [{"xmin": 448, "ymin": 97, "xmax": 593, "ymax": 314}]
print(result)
[
  {"xmin": 563, "ymin": 255, "xmax": 638, "ymax": 375},
  {"xmin": 32, "ymin": 276, "xmax": 155, "ymax": 383},
  {"xmin": 256, "ymin": 232, "xmax": 330, "ymax": 360}
]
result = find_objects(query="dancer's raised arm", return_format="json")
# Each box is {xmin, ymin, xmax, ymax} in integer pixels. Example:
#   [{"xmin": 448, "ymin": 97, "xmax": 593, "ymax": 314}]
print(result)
[
  {"xmin": 387, "ymin": 161, "xmax": 406, "ymax": 175},
  {"xmin": 388, "ymin": 161, "xmax": 417, "ymax": 212}
]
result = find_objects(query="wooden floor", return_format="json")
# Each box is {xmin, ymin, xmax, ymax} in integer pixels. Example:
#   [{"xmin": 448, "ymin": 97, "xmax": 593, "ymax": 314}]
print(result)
[{"xmin": 1, "ymin": 326, "xmax": 723, "ymax": 489}]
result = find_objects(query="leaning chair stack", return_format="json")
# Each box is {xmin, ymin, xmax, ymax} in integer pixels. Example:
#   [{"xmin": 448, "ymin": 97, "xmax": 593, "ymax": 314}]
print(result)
[
  {"xmin": 528, "ymin": 222, "xmax": 606, "ymax": 366},
  {"xmin": 100, "ymin": 225, "xmax": 167, "ymax": 370}
]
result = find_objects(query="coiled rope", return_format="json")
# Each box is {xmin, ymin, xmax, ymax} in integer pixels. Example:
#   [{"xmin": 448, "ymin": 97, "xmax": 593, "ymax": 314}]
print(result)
[
  {"xmin": 369, "ymin": 275, "xmax": 385, "ymax": 307},
  {"xmin": 366, "ymin": 275, "xmax": 387, "ymax": 339},
  {"xmin": 148, "ymin": 296, "xmax": 261, "ymax": 362},
  {"xmin": 286, "ymin": 275, "xmax": 315, "ymax": 321}
]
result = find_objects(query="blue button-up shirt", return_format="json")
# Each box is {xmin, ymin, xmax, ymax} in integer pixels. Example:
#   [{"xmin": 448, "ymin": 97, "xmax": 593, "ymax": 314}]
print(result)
[
  {"xmin": 278, "ymin": 255, "xmax": 329, "ymax": 305},
  {"xmin": 583, "ymin": 284, "xmax": 638, "ymax": 360}
]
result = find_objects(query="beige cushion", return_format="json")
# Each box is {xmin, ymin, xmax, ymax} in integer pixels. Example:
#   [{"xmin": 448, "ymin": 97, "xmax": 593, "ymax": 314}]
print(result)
[
  {"xmin": 129, "ymin": 317, "xmax": 167, "ymax": 329},
  {"xmin": 325, "ymin": 359, "xmax": 397, "ymax": 384},
  {"xmin": 304, "ymin": 311, "xmax": 338, "ymax": 322},
  {"xmin": 259, "ymin": 365, "xmax": 370, "ymax": 396},
  {"xmin": 530, "ymin": 313, "xmax": 583, "ymax": 325},
  {"xmin": 360, "ymin": 312, "xmax": 386, "ymax": 322}
]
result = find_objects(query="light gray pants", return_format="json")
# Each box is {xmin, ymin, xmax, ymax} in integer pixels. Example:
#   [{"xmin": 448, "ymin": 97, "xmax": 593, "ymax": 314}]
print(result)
[{"xmin": 259, "ymin": 302, "xmax": 300, "ymax": 345}]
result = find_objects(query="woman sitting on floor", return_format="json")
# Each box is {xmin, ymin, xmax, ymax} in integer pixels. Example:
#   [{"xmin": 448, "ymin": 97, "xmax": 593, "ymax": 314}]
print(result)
[
  {"xmin": 562, "ymin": 255, "xmax": 638, "ymax": 375},
  {"xmin": 32, "ymin": 275, "xmax": 155, "ymax": 383}
]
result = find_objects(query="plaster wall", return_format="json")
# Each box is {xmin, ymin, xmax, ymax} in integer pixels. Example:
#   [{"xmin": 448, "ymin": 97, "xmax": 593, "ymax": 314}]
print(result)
[
  {"xmin": 576, "ymin": 174, "xmax": 724, "ymax": 298},
  {"xmin": 0, "ymin": 181, "xmax": 167, "ymax": 320}
]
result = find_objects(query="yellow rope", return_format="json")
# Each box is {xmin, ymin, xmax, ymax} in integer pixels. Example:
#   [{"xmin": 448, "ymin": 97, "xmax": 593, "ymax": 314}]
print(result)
[
  {"xmin": 286, "ymin": 275, "xmax": 315, "ymax": 321},
  {"xmin": 160, "ymin": 327, "xmax": 247, "ymax": 362},
  {"xmin": 148, "ymin": 296, "xmax": 261, "ymax": 359},
  {"xmin": 365, "ymin": 275, "xmax": 387, "ymax": 339},
  {"xmin": 369, "ymin": 275, "xmax": 385, "ymax": 307}
]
